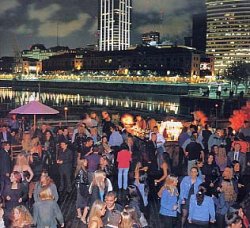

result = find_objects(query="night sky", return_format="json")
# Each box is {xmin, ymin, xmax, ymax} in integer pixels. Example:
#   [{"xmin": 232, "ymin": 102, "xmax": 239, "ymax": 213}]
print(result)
[{"xmin": 0, "ymin": 0, "xmax": 205, "ymax": 57}]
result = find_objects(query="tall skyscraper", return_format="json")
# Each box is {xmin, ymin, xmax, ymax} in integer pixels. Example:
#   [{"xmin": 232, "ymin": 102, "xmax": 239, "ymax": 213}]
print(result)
[
  {"xmin": 206, "ymin": 0, "xmax": 250, "ymax": 74},
  {"xmin": 98, "ymin": 0, "xmax": 132, "ymax": 51},
  {"xmin": 192, "ymin": 13, "xmax": 207, "ymax": 53}
]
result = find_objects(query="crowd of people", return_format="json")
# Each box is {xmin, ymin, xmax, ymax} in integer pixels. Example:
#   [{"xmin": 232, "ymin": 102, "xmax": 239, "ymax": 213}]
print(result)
[{"xmin": 0, "ymin": 111, "xmax": 249, "ymax": 228}]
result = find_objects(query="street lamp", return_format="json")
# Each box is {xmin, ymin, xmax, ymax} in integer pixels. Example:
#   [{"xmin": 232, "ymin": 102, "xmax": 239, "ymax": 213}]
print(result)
[
  {"xmin": 64, "ymin": 107, "xmax": 68, "ymax": 123},
  {"xmin": 215, "ymin": 103, "xmax": 219, "ymax": 128}
]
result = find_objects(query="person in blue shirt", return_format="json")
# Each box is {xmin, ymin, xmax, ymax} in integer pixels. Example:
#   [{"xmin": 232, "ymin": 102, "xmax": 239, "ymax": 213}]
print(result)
[
  {"xmin": 188, "ymin": 185, "xmax": 215, "ymax": 227},
  {"xmin": 179, "ymin": 166, "xmax": 203, "ymax": 228},
  {"xmin": 158, "ymin": 175, "xmax": 179, "ymax": 228}
]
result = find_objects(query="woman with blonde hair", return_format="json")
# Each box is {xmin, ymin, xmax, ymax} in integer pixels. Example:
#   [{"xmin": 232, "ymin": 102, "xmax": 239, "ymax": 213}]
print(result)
[
  {"xmin": 75, "ymin": 158, "xmax": 89, "ymax": 223},
  {"xmin": 88, "ymin": 200, "xmax": 106, "ymax": 228},
  {"xmin": 21, "ymin": 132, "xmax": 32, "ymax": 154},
  {"xmin": 214, "ymin": 167, "xmax": 238, "ymax": 227},
  {"xmin": 158, "ymin": 175, "xmax": 179, "ymax": 228},
  {"xmin": 13, "ymin": 154, "xmax": 34, "ymax": 184},
  {"xmin": 28, "ymin": 137, "xmax": 43, "ymax": 208},
  {"xmin": 89, "ymin": 170, "xmax": 113, "ymax": 205},
  {"xmin": 33, "ymin": 187, "xmax": 64, "ymax": 228},
  {"xmin": 10, "ymin": 205, "xmax": 33, "ymax": 228}
]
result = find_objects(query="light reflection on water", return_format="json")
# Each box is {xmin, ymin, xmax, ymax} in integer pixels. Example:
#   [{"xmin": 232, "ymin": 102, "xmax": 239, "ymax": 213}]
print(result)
[{"xmin": 0, "ymin": 87, "xmax": 179, "ymax": 114}]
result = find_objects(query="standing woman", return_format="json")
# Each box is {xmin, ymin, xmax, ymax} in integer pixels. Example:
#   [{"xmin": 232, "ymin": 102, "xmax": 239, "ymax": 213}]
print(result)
[
  {"xmin": 88, "ymin": 200, "xmax": 106, "ymax": 228},
  {"xmin": 158, "ymin": 175, "xmax": 179, "ymax": 228},
  {"xmin": 3, "ymin": 172, "xmax": 27, "ymax": 226},
  {"xmin": 21, "ymin": 132, "xmax": 32, "ymax": 154},
  {"xmin": 13, "ymin": 154, "xmax": 34, "ymax": 195},
  {"xmin": 154, "ymin": 161, "xmax": 169, "ymax": 186},
  {"xmin": 213, "ymin": 146, "xmax": 227, "ymax": 173},
  {"xmin": 89, "ymin": 170, "xmax": 113, "ymax": 206},
  {"xmin": 10, "ymin": 205, "xmax": 33, "ymax": 228},
  {"xmin": 75, "ymin": 158, "xmax": 89, "ymax": 224},
  {"xmin": 98, "ymin": 136, "xmax": 112, "ymax": 157},
  {"xmin": 214, "ymin": 167, "xmax": 238, "ymax": 228},
  {"xmin": 28, "ymin": 137, "xmax": 43, "ymax": 206},
  {"xmin": 42, "ymin": 130, "xmax": 56, "ymax": 168},
  {"xmin": 134, "ymin": 162, "xmax": 149, "ymax": 208},
  {"xmin": 33, "ymin": 187, "xmax": 64, "ymax": 228},
  {"xmin": 188, "ymin": 185, "xmax": 215, "ymax": 227},
  {"xmin": 179, "ymin": 167, "xmax": 203, "ymax": 228}
]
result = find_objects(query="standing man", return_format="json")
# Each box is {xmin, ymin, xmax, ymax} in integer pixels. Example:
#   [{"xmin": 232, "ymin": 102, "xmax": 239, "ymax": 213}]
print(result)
[
  {"xmin": 227, "ymin": 143, "xmax": 246, "ymax": 174},
  {"xmin": 102, "ymin": 111, "xmax": 113, "ymax": 140},
  {"xmin": 109, "ymin": 125, "xmax": 123, "ymax": 148},
  {"xmin": 184, "ymin": 131, "xmax": 204, "ymax": 174},
  {"xmin": 57, "ymin": 141, "xmax": 73, "ymax": 193},
  {"xmin": 0, "ymin": 125, "xmax": 11, "ymax": 145},
  {"xmin": 150, "ymin": 126, "xmax": 166, "ymax": 170},
  {"xmin": 0, "ymin": 142, "xmax": 11, "ymax": 195}
]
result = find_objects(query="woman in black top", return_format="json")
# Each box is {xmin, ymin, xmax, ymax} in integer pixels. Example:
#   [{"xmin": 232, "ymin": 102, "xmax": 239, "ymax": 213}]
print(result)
[
  {"xmin": 75, "ymin": 158, "xmax": 89, "ymax": 223},
  {"xmin": 3, "ymin": 171, "xmax": 27, "ymax": 226},
  {"xmin": 202, "ymin": 154, "xmax": 220, "ymax": 196}
]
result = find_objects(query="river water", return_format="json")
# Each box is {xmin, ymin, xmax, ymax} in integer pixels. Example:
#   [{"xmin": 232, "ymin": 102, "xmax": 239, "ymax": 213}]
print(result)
[{"xmin": 0, "ymin": 87, "xmax": 180, "ymax": 118}]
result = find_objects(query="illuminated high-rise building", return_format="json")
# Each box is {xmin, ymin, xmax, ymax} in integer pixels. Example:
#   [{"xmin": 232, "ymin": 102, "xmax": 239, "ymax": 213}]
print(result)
[
  {"xmin": 98, "ymin": 0, "xmax": 132, "ymax": 51},
  {"xmin": 206, "ymin": 0, "xmax": 250, "ymax": 74}
]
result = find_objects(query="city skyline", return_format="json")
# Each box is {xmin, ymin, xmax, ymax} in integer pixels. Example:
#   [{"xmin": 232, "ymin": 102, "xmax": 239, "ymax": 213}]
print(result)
[{"xmin": 0, "ymin": 0, "xmax": 205, "ymax": 57}]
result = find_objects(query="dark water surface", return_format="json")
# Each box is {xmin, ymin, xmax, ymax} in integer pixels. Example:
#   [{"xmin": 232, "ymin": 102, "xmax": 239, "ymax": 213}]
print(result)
[{"xmin": 0, "ymin": 87, "xmax": 180, "ymax": 118}]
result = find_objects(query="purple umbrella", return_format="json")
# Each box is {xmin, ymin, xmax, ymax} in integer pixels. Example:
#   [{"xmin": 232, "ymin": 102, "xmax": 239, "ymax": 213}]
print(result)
[{"xmin": 10, "ymin": 100, "xmax": 59, "ymax": 127}]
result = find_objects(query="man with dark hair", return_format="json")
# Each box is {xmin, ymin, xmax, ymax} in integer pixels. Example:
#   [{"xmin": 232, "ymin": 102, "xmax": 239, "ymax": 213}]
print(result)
[
  {"xmin": 227, "ymin": 143, "xmax": 246, "ymax": 174},
  {"xmin": 0, "ymin": 142, "xmax": 11, "ymax": 195},
  {"xmin": 185, "ymin": 131, "xmax": 204, "ymax": 174},
  {"xmin": 102, "ymin": 111, "xmax": 113, "ymax": 140},
  {"xmin": 0, "ymin": 125, "xmax": 11, "ymax": 145},
  {"xmin": 109, "ymin": 125, "xmax": 123, "ymax": 148},
  {"xmin": 103, "ymin": 191, "xmax": 123, "ymax": 226},
  {"xmin": 57, "ymin": 141, "xmax": 73, "ymax": 193}
]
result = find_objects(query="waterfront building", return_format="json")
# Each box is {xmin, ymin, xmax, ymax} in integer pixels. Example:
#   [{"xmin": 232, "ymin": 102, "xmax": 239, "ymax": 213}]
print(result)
[
  {"xmin": 98, "ymin": 0, "xmax": 132, "ymax": 51},
  {"xmin": 42, "ymin": 53, "xmax": 83, "ymax": 72},
  {"xmin": 21, "ymin": 44, "xmax": 70, "ymax": 61},
  {"xmin": 22, "ymin": 58, "xmax": 42, "ymax": 75},
  {"xmin": 81, "ymin": 46, "xmax": 201, "ymax": 76},
  {"xmin": 142, "ymin": 31, "xmax": 160, "ymax": 45},
  {"xmin": 206, "ymin": 0, "xmax": 250, "ymax": 74}
]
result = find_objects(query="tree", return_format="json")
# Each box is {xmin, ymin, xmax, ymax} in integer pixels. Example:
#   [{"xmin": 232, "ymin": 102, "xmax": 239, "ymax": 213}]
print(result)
[{"xmin": 224, "ymin": 61, "xmax": 250, "ymax": 94}]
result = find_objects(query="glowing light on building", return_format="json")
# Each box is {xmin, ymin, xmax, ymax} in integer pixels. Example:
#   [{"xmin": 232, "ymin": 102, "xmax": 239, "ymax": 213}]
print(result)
[{"xmin": 206, "ymin": 0, "xmax": 250, "ymax": 74}]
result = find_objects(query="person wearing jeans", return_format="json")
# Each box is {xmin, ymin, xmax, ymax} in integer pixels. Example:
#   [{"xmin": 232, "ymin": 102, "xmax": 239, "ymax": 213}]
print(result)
[
  {"xmin": 116, "ymin": 143, "xmax": 131, "ymax": 190},
  {"xmin": 118, "ymin": 168, "xmax": 129, "ymax": 190}
]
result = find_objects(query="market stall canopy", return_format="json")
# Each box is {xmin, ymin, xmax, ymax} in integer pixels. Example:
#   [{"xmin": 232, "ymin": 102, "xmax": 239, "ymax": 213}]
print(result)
[{"xmin": 9, "ymin": 100, "xmax": 59, "ymax": 127}]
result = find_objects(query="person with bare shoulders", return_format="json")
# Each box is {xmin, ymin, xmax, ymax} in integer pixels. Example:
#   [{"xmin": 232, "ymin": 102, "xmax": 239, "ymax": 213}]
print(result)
[{"xmin": 88, "ymin": 200, "xmax": 106, "ymax": 228}]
